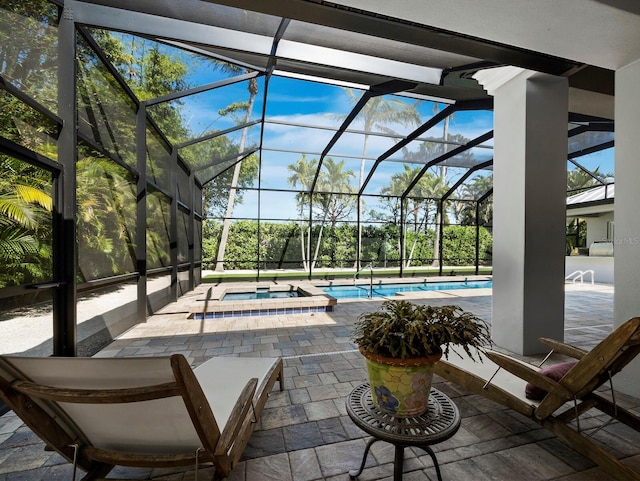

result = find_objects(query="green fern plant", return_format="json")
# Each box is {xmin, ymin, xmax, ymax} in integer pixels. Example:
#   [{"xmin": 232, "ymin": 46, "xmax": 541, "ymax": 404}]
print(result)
[{"xmin": 352, "ymin": 300, "xmax": 491, "ymax": 361}]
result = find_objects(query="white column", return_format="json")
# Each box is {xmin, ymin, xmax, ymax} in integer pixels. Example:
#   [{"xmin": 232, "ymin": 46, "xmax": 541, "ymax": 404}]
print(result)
[
  {"xmin": 491, "ymin": 71, "xmax": 568, "ymax": 355},
  {"xmin": 614, "ymin": 59, "xmax": 640, "ymax": 397}
]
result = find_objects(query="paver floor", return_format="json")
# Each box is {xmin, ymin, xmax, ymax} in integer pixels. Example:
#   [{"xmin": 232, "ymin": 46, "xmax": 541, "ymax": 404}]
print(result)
[{"xmin": 2, "ymin": 281, "xmax": 639, "ymax": 480}]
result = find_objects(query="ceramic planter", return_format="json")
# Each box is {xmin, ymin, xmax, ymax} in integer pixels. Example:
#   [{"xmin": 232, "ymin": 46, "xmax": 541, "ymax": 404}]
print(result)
[{"xmin": 360, "ymin": 348, "xmax": 442, "ymax": 417}]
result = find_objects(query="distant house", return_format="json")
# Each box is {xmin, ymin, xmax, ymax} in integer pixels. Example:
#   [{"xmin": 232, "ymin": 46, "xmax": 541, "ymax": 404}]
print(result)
[{"xmin": 566, "ymin": 183, "xmax": 614, "ymax": 283}]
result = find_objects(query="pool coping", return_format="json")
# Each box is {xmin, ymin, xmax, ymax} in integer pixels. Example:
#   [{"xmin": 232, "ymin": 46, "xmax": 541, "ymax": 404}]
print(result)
[{"xmin": 187, "ymin": 275, "xmax": 492, "ymax": 318}]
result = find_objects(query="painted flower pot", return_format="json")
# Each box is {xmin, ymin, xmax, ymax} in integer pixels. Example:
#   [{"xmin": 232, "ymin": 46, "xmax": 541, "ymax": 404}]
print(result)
[{"xmin": 360, "ymin": 348, "xmax": 442, "ymax": 418}]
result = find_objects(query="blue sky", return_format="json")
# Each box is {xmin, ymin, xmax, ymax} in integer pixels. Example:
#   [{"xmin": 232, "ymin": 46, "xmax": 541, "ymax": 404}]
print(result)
[
  {"xmin": 238, "ymin": 77, "xmax": 495, "ymax": 220},
  {"xmin": 131, "ymin": 34, "xmax": 613, "ymax": 220}
]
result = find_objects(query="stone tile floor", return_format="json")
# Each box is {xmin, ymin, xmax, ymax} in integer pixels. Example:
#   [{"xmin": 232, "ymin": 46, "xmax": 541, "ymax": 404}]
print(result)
[{"xmin": 2, "ymin": 282, "xmax": 640, "ymax": 480}]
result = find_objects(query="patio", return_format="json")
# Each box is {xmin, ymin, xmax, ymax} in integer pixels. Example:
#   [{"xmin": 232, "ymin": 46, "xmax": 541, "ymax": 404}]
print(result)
[{"xmin": 1, "ymin": 282, "xmax": 639, "ymax": 481}]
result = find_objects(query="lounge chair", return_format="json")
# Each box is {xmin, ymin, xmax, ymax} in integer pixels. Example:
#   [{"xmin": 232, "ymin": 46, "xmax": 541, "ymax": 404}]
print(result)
[
  {"xmin": 0, "ymin": 354, "xmax": 284, "ymax": 480},
  {"xmin": 434, "ymin": 317, "xmax": 640, "ymax": 481}
]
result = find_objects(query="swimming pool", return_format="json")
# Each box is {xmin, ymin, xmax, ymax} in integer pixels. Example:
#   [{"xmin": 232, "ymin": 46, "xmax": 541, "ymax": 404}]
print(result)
[
  {"xmin": 320, "ymin": 280, "xmax": 492, "ymax": 299},
  {"xmin": 222, "ymin": 289, "xmax": 302, "ymax": 301}
]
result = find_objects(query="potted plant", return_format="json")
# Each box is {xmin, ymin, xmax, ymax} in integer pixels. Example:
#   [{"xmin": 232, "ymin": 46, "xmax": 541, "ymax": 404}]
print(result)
[{"xmin": 352, "ymin": 300, "xmax": 490, "ymax": 417}]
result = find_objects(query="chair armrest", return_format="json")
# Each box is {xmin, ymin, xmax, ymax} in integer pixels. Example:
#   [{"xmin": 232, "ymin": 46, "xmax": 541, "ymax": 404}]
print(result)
[
  {"xmin": 485, "ymin": 351, "xmax": 573, "ymax": 398},
  {"xmin": 538, "ymin": 338, "xmax": 587, "ymax": 360},
  {"xmin": 215, "ymin": 378, "xmax": 258, "ymax": 456}
]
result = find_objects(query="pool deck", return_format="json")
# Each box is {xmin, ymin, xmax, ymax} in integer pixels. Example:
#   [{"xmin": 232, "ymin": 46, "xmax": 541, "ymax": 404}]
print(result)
[{"xmin": 2, "ymin": 281, "xmax": 639, "ymax": 480}]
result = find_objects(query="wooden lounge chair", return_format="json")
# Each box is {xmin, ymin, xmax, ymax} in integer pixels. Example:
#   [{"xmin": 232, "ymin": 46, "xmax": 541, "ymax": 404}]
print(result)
[
  {"xmin": 0, "ymin": 354, "xmax": 284, "ymax": 480},
  {"xmin": 434, "ymin": 317, "xmax": 640, "ymax": 481}
]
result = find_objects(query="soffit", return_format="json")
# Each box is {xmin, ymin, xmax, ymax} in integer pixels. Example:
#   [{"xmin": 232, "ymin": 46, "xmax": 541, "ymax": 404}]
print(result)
[{"xmin": 329, "ymin": 0, "xmax": 640, "ymax": 71}]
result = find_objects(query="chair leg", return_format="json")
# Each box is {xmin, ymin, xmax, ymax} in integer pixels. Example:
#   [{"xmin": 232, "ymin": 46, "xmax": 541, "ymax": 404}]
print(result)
[
  {"xmin": 79, "ymin": 463, "xmax": 114, "ymax": 481},
  {"xmin": 544, "ymin": 417, "xmax": 640, "ymax": 481}
]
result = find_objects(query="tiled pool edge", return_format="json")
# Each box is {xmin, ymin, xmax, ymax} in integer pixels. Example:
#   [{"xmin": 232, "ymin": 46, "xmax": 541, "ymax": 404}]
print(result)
[
  {"xmin": 189, "ymin": 281, "xmax": 337, "ymax": 319},
  {"xmin": 192, "ymin": 304, "xmax": 334, "ymax": 319},
  {"xmin": 188, "ymin": 276, "xmax": 492, "ymax": 319}
]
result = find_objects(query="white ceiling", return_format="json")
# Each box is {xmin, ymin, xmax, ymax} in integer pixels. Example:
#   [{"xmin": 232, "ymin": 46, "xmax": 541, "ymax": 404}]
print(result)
[
  {"xmin": 78, "ymin": 0, "xmax": 630, "ymax": 116},
  {"xmin": 332, "ymin": 0, "xmax": 640, "ymax": 71}
]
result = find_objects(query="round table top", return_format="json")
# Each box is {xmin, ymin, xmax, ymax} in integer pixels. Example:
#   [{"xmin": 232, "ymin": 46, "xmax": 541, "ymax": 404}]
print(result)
[{"xmin": 346, "ymin": 382, "xmax": 461, "ymax": 446}]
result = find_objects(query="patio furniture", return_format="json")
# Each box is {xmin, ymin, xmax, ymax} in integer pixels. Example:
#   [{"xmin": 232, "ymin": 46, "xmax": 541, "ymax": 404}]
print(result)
[
  {"xmin": 434, "ymin": 316, "xmax": 640, "ymax": 481},
  {"xmin": 0, "ymin": 354, "xmax": 283, "ymax": 480},
  {"xmin": 346, "ymin": 382, "xmax": 461, "ymax": 481}
]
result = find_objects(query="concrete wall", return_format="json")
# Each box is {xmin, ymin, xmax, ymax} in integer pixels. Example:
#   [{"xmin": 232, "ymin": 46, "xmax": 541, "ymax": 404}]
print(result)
[
  {"xmin": 586, "ymin": 213, "xmax": 614, "ymax": 247},
  {"xmin": 565, "ymin": 256, "xmax": 613, "ymax": 284},
  {"xmin": 614, "ymin": 59, "xmax": 640, "ymax": 397}
]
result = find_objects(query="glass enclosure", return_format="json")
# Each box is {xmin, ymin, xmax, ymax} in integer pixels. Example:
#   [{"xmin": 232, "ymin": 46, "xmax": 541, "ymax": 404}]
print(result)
[{"xmin": 0, "ymin": 0, "xmax": 615, "ymax": 360}]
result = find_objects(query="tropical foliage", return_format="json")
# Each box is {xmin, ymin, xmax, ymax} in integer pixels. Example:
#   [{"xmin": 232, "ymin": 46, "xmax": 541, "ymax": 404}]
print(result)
[
  {"xmin": 76, "ymin": 147, "xmax": 137, "ymax": 281},
  {"xmin": 0, "ymin": 1, "xmax": 58, "ymax": 289},
  {"xmin": 457, "ymin": 174, "xmax": 493, "ymax": 226},
  {"xmin": 347, "ymin": 91, "xmax": 422, "ymax": 268},
  {"xmin": 567, "ymin": 166, "xmax": 611, "ymax": 193},
  {"xmin": 0, "ymin": 155, "xmax": 52, "ymax": 288},
  {"xmin": 0, "ymin": 0, "xmax": 59, "ymax": 112},
  {"xmin": 201, "ymin": 219, "xmax": 493, "ymax": 270}
]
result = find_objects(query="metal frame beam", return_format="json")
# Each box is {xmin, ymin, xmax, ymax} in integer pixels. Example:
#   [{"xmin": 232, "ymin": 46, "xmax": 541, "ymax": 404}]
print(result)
[
  {"xmin": 440, "ymin": 159, "xmax": 494, "ymax": 202},
  {"xmin": 358, "ymin": 104, "xmax": 456, "ymax": 196},
  {"xmin": 401, "ymin": 130, "xmax": 494, "ymax": 200},
  {"xmin": 54, "ymin": 5, "xmax": 78, "ymax": 356}
]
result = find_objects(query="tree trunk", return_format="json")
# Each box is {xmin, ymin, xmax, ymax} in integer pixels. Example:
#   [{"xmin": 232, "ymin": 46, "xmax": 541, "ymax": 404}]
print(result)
[
  {"xmin": 299, "ymin": 218, "xmax": 308, "ymax": 271},
  {"xmin": 311, "ymin": 196, "xmax": 334, "ymax": 270},
  {"xmin": 215, "ymin": 163, "xmax": 241, "ymax": 271},
  {"xmin": 356, "ymin": 135, "xmax": 369, "ymax": 269},
  {"xmin": 405, "ymin": 208, "xmax": 428, "ymax": 268},
  {"xmin": 432, "ymin": 206, "xmax": 442, "ymax": 267},
  {"xmin": 214, "ymin": 85, "xmax": 256, "ymax": 272},
  {"xmin": 311, "ymin": 223, "xmax": 325, "ymax": 270},
  {"xmin": 432, "ymin": 116, "xmax": 449, "ymax": 268}
]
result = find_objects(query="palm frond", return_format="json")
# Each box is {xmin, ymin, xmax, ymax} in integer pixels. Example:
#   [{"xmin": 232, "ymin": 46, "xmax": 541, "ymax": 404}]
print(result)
[
  {"xmin": 0, "ymin": 195, "xmax": 37, "ymax": 228},
  {"xmin": 0, "ymin": 231, "xmax": 39, "ymax": 259},
  {"xmin": 14, "ymin": 184, "xmax": 52, "ymax": 210}
]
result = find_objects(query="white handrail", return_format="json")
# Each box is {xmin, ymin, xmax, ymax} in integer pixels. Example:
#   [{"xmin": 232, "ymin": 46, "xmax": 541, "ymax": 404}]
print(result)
[
  {"xmin": 565, "ymin": 269, "xmax": 595, "ymax": 285},
  {"xmin": 354, "ymin": 263, "xmax": 374, "ymax": 298}
]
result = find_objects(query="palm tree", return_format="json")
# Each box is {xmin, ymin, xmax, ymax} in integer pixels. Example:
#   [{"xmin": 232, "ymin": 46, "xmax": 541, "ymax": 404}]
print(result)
[
  {"xmin": 315, "ymin": 158, "xmax": 356, "ymax": 226},
  {"xmin": 381, "ymin": 165, "xmax": 449, "ymax": 267},
  {"xmin": 287, "ymin": 154, "xmax": 318, "ymax": 270},
  {"xmin": 287, "ymin": 156, "xmax": 355, "ymax": 269},
  {"xmin": 214, "ymin": 66, "xmax": 259, "ymax": 272},
  {"xmin": 345, "ymin": 90, "xmax": 422, "ymax": 268},
  {"xmin": 432, "ymin": 102, "xmax": 454, "ymax": 267},
  {"xmin": 567, "ymin": 166, "xmax": 608, "ymax": 192},
  {"xmin": 380, "ymin": 164, "xmax": 421, "ymax": 263},
  {"xmin": 459, "ymin": 174, "xmax": 493, "ymax": 226},
  {"xmin": 313, "ymin": 158, "xmax": 356, "ymax": 268},
  {"xmin": 405, "ymin": 171, "xmax": 448, "ymax": 267}
]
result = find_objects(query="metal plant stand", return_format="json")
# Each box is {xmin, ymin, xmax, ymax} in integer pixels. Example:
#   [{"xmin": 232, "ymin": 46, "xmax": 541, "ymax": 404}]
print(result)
[{"xmin": 346, "ymin": 382, "xmax": 461, "ymax": 481}]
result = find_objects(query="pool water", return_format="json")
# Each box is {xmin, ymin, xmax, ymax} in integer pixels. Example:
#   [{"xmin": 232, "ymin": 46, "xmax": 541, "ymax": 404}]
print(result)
[
  {"xmin": 320, "ymin": 280, "xmax": 492, "ymax": 299},
  {"xmin": 222, "ymin": 290, "xmax": 302, "ymax": 301}
]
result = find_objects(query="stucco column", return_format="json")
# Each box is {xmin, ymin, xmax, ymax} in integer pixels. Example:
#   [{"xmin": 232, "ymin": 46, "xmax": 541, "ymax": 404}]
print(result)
[
  {"xmin": 491, "ymin": 71, "xmax": 568, "ymax": 355},
  {"xmin": 614, "ymin": 59, "xmax": 640, "ymax": 397}
]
